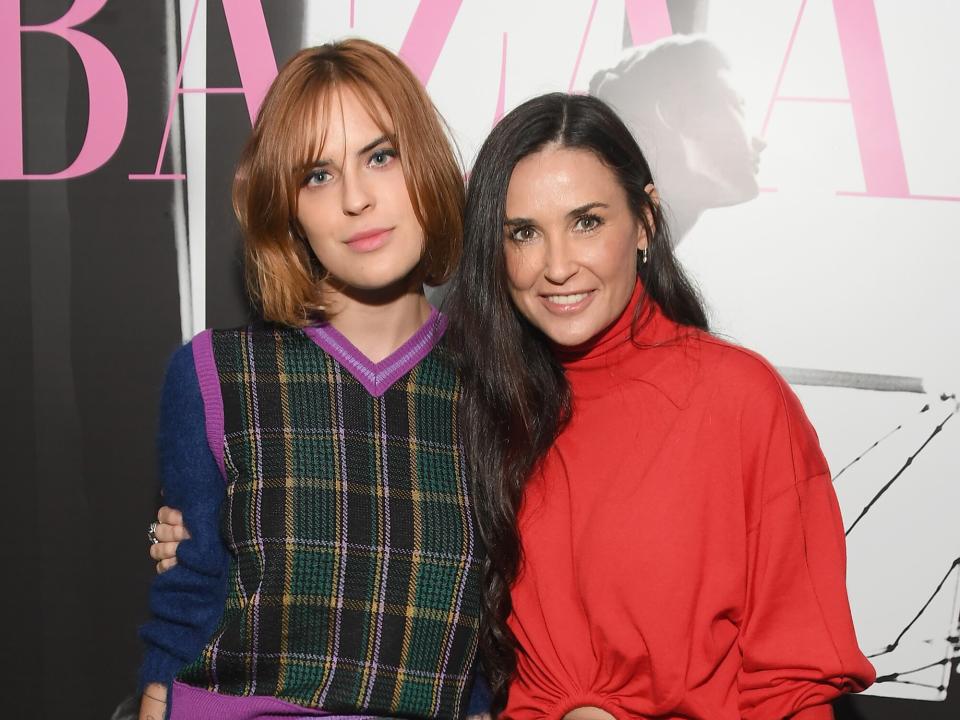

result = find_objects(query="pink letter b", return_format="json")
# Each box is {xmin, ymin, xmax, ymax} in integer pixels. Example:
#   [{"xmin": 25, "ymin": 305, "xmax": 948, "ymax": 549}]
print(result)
[{"xmin": 0, "ymin": 0, "xmax": 127, "ymax": 180}]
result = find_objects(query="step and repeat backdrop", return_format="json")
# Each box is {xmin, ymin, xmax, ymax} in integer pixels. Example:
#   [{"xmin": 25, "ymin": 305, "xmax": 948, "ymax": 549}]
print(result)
[{"xmin": 2, "ymin": 1, "xmax": 957, "ymax": 718}]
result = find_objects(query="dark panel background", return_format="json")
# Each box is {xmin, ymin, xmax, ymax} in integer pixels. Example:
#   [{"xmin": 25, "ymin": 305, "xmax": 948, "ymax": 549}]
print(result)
[
  {"xmin": 205, "ymin": 1, "xmax": 305, "ymax": 328},
  {"xmin": 2, "ymin": 1, "xmax": 182, "ymax": 717}
]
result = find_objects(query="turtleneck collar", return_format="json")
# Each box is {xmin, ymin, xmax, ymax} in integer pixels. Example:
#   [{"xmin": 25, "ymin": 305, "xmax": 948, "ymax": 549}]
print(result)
[{"xmin": 551, "ymin": 277, "xmax": 702, "ymax": 407}]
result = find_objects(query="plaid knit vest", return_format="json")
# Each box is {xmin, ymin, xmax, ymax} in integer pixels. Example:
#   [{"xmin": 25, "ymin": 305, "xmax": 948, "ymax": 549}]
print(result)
[{"xmin": 177, "ymin": 319, "xmax": 484, "ymax": 718}]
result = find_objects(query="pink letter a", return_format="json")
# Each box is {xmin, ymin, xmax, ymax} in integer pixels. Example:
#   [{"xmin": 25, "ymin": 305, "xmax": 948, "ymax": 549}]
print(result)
[
  {"xmin": 131, "ymin": 0, "xmax": 277, "ymax": 180},
  {"xmin": 624, "ymin": 0, "xmax": 672, "ymax": 45},
  {"xmin": 762, "ymin": 0, "xmax": 909, "ymax": 197}
]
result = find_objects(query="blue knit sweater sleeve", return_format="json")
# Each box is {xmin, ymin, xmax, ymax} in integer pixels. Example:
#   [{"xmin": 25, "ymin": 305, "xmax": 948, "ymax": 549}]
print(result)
[
  {"xmin": 139, "ymin": 341, "xmax": 229, "ymax": 689},
  {"xmin": 466, "ymin": 669, "xmax": 492, "ymax": 715}
]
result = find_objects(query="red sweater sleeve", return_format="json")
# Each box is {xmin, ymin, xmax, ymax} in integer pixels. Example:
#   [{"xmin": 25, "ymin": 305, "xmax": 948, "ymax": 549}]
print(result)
[{"xmin": 737, "ymin": 370, "xmax": 875, "ymax": 719}]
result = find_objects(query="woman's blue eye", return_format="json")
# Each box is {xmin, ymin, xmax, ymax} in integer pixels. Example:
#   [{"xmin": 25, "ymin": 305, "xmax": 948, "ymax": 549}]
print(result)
[
  {"xmin": 303, "ymin": 168, "xmax": 331, "ymax": 187},
  {"xmin": 369, "ymin": 148, "xmax": 397, "ymax": 167}
]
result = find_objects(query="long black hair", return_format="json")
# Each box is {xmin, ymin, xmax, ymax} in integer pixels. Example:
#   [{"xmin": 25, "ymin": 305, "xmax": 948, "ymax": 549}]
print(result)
[{"xmin": 444, "ymin": 92, "xmax": 708, "ymax": 711}]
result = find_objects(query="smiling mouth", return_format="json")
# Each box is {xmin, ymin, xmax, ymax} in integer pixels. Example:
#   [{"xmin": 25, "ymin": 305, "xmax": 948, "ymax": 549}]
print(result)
[
  {"xmin": 544, "ymin": 292, "xmax": 591, "ymax": 305},
  {"xmin": 540, "ymin": 290, "xmax": 596, "ymax": 314}
]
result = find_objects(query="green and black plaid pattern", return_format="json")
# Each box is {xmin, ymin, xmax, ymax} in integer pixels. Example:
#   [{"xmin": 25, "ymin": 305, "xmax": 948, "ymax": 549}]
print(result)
[{"xmin": 177, "ymin": 327, "xmax": 484, "ymax": 718}]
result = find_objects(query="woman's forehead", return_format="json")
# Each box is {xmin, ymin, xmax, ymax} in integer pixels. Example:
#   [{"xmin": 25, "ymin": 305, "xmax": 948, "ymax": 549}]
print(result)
[
  {"xmin": 509, "ymin": 147, "xmax": 614, "ymax": 194},
  {"xmin": 304, "ymin": 84, "xmax": 395, "ymax": 159},
  {"xmin": 506, "ymin": 146, "xmax": 631, "ymax": 216}
]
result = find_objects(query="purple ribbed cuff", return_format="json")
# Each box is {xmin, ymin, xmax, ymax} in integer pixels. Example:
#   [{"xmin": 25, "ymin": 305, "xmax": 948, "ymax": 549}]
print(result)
[
  {"xmin": 191, "ymin": 330, "xmax": 226, "ymax": 480},
  {"xmin": 170, "ymin": 681, "xmax": 331, "ymax": 718}
]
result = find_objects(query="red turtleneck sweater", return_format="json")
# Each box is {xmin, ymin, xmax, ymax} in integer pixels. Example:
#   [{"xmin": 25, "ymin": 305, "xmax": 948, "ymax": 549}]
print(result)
[{"xmin": 503, "ymin": 283, "xmax": 874, "ymax": 720}]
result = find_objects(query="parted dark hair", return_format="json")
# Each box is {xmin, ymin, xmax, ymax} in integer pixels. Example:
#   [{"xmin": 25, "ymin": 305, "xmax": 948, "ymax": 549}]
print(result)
[{"xmin": 444, "ymin": 92, "xmax": 708, "ymax": 712}]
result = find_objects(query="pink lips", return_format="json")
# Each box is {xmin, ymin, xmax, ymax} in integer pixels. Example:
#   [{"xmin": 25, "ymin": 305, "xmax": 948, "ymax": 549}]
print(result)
[
  {"xmin": 346, "ymin": 227, "xmax": 392, "ymax": 252},
  {"xmin": 540, "ymin": 291, "xmax": 596, "ymax": 315}
]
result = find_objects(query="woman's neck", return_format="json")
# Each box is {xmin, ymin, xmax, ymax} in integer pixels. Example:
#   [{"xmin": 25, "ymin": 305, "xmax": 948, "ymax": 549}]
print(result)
[{"xmin": 322, "ymin": 282, "xmax": 433, "ymax": 364}]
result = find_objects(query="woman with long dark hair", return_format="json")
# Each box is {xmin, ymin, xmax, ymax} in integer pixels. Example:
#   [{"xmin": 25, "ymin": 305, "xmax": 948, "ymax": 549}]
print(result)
[{"xmin": 444, "ymin": 92, "xmax": 874, "ymax": 719}]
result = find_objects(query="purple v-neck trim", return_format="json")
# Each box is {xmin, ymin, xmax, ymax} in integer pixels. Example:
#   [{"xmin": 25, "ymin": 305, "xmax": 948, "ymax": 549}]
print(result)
[{"xmin": 303, "ymin": 307, "xmax": 448, "ymax": 397}]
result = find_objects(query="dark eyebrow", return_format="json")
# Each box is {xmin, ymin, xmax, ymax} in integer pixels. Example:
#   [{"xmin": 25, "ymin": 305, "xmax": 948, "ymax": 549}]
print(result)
[
  {"xmin": 301, "ymin": 135, "xmax": 392, "ymax": 172},
  {"xmin": 567, "ymin": 202, "xmax": 608, "ymax": 217},
  {"xmin": 358, "ymin": 135, "xmax": 390, "ymax": 156},
  {"xmin": 298, "ymin": 158, "xmax": 329, "ymax": 174},
  {"xmin": 504, "ymin": 202, "xmax": 608, "ymax": 227}
]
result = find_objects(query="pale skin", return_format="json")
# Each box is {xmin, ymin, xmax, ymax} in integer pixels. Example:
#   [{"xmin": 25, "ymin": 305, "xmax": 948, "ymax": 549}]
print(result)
[
  {"xmin": 150, "ymin": 143, "xmax": 640, "ymax": 720},
  {"xmin": 295, "ymin": 86, "xmax": 433, "ymax": 357},
  {"xmin": 138, "ymin": 690, "xmax": 167, "ymax": 720},
  {"xmin": 140, "ymin": 87, "xmax": 438, "ymax": 720}
]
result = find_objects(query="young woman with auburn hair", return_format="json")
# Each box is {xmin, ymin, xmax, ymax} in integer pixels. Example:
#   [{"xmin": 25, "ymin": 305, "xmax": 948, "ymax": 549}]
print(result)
[
  {"xmin": 138, "ymin": 40, "xmax": 486, "ymax": 720},
  {"xmin": 235, "ymin": 40, "xmax": 463, "ymax": 325}
]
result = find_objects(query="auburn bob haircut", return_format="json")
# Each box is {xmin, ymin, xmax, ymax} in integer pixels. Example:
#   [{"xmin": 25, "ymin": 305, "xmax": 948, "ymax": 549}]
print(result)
[{"xmin": 234, "ymin": 39, "xmax": 465, "ymax": 326}]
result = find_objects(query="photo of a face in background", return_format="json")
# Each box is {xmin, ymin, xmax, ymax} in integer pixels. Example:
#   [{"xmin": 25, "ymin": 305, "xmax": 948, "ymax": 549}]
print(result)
[
  {"xmin": 589, "ymin": 3, "xmax": 960, "ymax": 703},
  {"xmin": 592, "ymin": 35, "xmax": 765, "ymax": 244}
]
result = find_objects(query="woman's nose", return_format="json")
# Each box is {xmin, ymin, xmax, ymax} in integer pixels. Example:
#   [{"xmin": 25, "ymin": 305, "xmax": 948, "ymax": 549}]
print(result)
[
  {"xmin": 543, "ymin": 237, "xmax": 577, "ymax": 284},
  {"xmin": 342, "ymin": 170, "xmax": 374, "ymax": 215}
]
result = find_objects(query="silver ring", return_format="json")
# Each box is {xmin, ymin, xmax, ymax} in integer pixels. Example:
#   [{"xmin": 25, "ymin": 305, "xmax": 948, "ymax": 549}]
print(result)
[{"xmin": 147, "ymin": 520, "xmax": 161, "ymax": 545}]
